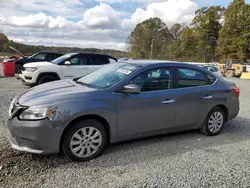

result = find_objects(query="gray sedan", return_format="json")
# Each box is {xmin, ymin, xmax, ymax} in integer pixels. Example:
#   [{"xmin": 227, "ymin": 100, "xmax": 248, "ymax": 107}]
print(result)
[{"xmin": 7, "ymin": 60, "xmax": 240, "ymax": 161}]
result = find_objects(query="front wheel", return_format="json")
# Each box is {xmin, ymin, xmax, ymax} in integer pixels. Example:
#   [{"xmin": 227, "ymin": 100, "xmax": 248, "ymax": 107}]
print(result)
[
  {"xmin": 15, "ymin": 64, "xmax": 24, "ymax": 74},
  {"xmin": 201, "ymin": 107, "xmax": 226, "ymax": 136},
  {"xmin": 62, "ymin": 119, "xmax": 107, "ymax": 162},
  {"xmin": 37, "ymin": 75, "xmax": 57, "ymax": 85}
]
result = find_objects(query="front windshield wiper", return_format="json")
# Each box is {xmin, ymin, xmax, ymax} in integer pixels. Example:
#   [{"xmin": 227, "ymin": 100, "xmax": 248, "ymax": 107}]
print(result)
[
  {"xmin": 76, "ymin": 81, "xmax": 92, "ymax": 88},
  {"xmin": 73, "ymin": 77, "xmax": 82, "ymax": 82}
]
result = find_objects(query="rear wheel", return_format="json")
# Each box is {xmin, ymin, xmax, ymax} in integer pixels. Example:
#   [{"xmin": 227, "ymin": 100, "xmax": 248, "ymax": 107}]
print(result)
[
  {"xmin": 201, "ymin": 107, "xmax": 226, "ymax": 136},
  {"xmin": 62, "ymin": 119, "xmax": 107, "ymax": 162},
  {"xmin": 37, "ymin": 75, "xmax": 57, "ymax": 85}
]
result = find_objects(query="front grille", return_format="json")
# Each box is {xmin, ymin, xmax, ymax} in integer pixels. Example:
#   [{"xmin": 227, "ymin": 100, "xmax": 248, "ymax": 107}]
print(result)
[
  {"xmin": 16, "ymin": 137, "xmax": 41, "ymax": 150},
  {"xmin": 24, "ymin": 76, "xmax": 32, "ymax": 80}
]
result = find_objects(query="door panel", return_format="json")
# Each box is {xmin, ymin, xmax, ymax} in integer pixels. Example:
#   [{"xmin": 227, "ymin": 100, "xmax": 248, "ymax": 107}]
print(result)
[
  {"xmin": 117, "ymin": 90, "xmax": 176, "ymax": 139},
  {"xmin": 173, "ymin": 67, "xmax": 218, "ymax": 128},
  {"xmin": 173, "ymin": 87, "xmax": 213, "ymax": 128},
  {"xmin": 117, "ymin": 66, "xmax": 176, "ymax": 139}
]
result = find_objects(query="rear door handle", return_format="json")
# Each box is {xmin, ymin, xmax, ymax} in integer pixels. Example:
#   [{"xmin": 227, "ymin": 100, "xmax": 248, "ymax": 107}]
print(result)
[
  {"xmin": 203, "ymin": 95, "xmax": 213, "ymax": 100},
  {"xmin": 161, "ymin": 99, "xmax": 175, "ymax": 104}
]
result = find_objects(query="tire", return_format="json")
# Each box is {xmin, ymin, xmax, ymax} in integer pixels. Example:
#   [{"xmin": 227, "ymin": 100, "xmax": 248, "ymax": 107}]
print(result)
[
  {"xmin": 15, "ymin": 64, "xmax": 24, "ymax": 74},
  {"xmin": 200, "ymin": 107, "xmax": 226, "ymax": 136},
  {"xmin": 62, "ymin": 119, "xmax": 107, "ymax": 162},
  {"xmin": 37, "ymin": 75, "xmax": 57, "ymax": 85},
  {"xmin": 225, "ymin": 70, "xmax": 234, "ymax": 77}
]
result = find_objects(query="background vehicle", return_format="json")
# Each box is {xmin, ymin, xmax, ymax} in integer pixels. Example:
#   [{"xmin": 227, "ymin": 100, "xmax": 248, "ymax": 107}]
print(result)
[
  {"xmin": 8, "ymin": 60, "xmax": 240, "ymax": 162},
  {"xmin": 222, "ymin": 59, "xmax": 247, "ymax": 77},
  {"xmin": 18, "ymin": 52, "xmax": 118, "ymax": 86},
  {"xmin": 118, "ymin": 58, "xmax": 136, "ymax": 62},
  {"xmin": 8, "ymin": 46, "xmax": 63, "ymax": 73},
  {"xmin": 201, "ymin": 65, "xmax": 223, "ymax": 77}
]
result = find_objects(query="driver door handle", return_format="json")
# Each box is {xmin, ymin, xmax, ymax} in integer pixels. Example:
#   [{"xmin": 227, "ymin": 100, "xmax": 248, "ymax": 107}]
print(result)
[
  {"xmin": 161, "ymin": 99, "xmax": 175, "ymax": 104},
  {"xmin": 203, "ymin": 95, "xmax": 213, "ymax": 100}
]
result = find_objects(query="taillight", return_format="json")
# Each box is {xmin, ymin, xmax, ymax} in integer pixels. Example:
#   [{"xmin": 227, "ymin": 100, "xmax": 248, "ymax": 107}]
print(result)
[{"xmin": 232, "ymin": 87, "xmax": 240, "ymax": 97}]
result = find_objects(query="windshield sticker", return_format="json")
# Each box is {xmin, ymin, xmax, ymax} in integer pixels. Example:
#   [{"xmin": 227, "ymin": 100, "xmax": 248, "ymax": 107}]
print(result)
[{"xmin": 116, "ymin": 68, "xmax": 132, "ymax": 75}]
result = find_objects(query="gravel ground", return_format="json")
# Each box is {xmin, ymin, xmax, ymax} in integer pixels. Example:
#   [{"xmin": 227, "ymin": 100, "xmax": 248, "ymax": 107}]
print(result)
[{"xmin": 0, "ymin": 72, "xmax": 250, "ymax": 188}]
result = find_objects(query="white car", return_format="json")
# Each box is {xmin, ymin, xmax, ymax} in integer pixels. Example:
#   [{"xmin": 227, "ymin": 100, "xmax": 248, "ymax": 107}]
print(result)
[
  {"xmin": 18, "ymin": 53, "xmax": 117, "ymax": 86},
  {"xmin": 201, "ymin": 65, "xmax": 223, "ymax": 77}
]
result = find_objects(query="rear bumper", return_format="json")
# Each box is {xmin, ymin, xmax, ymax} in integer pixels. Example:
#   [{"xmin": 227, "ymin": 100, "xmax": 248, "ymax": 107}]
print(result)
[{"xmin": 227, "ymin": 98, "xmax": 240, "ymax": 121}]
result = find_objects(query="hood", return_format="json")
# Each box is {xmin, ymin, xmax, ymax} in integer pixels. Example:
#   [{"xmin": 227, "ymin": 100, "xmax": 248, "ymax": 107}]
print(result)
[
  {"xmin": 23, "ymin": 61, "xmax": 54, "ymax": 68},
  {"xmin": 9, "ymin": 46, "xmax": 26, "ymax": 59},
  {"xmin": 18, "ymin": 80, "xmax": 96, "ymax": 106}
]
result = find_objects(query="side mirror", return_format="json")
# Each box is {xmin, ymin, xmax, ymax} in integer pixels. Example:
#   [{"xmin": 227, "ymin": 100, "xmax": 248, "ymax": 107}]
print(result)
[
  {"xmin": 122, "ymin": 84, "xmax": 141, "ymax": 94},
  {"xmin": 64, "ymin": 61, "xmax": 71, "ymax": 65}
]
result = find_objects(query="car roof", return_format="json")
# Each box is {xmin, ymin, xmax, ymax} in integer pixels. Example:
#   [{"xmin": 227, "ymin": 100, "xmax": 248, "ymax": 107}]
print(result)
[
  {"xmin": 75, "ymin": 52, "xmax": 114, "ymax": 56},
  {"xmin": 38, "ymin": 51, "xmax": 63, "ymax": 54},
  {"xmin": 202, "ymin": 65, "xmax": 219, "ymax": 68},
  {"xmin": 122, "ymin": 59, "xmax": 179, "ymax": 65},
  {"xmin": 120, "ymin": 59, "xmax": 216, "ymax": 74},
  {"xmin": 122, "ymin": 59, "xmax": 201, "ymax": 67},
  {"xmin": 66, "ymin": 52, "xmax": 117, "ymax": 60},
  {"xmin": 32, "ymin": 52, "xmax": 64, "ymax": 55}
]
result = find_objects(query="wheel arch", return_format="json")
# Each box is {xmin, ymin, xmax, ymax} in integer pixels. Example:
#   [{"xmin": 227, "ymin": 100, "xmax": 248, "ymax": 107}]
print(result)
[
  {"xmin": 212, "ymin": 104, "xmax": 228, "ymax": 121},
  {"xmin": 36, "ymin": 72, "xmax": 60, "ymax": 84},
  {"xmin": 59, "ymin": 114, "xmax": 111, "ymax": 151}
]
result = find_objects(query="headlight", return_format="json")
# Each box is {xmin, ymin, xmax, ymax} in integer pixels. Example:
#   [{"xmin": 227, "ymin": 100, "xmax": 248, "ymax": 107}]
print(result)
[
  {"xmin": 9, "ymin": 97, "xmax": 17, "ymax": 117},
  {"xmin": 25, "ymin": 67, "xmax": 37, "ymax": 72},
  {"xmin": 19, "ymin": 106, "xmax": 57, "ymax": 120}
]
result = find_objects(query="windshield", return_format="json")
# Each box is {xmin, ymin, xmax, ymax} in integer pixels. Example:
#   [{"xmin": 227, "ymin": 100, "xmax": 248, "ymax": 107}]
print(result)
[
  {"xmin": 51, "ymin": 53, "xmax": 77, "ymax": 64},
  {"xmin": 77, "ymin": 63, "xmax": 141, "ymax": 89},
  {"xmin": 27, "ymin": 53, "xmax": 38, "ymax": 59}
]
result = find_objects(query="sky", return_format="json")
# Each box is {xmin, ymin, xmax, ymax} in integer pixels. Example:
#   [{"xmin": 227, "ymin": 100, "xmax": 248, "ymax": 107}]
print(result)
[{"xmin": 0, "ymin": 0, "xmax": 249, "ymax": 51}]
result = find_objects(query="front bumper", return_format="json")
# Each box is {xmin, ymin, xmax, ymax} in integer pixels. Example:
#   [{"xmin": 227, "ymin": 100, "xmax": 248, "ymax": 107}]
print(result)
[
  {"xmin": 7, "ymin": 129, "xmax": 44, "ymax": 154},
  {"xmin": 17, "ymin": 71, "xmax": 37, "ymax": 86},
  {"xmin": 7, "ymin": 117, "xmax": 63, "ymax": 155}
]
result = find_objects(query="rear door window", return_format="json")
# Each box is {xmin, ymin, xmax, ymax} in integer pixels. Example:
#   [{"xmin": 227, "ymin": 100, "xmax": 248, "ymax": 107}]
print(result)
[
  {"xmin": 176, "ymin": 68, "xmax": 207, "ymax": 88},
  {"xmin": 207, "ymin": 74, "xmax": 216, "ymax": 85},
  {"xmin": 87, "ymin": 55, "xmax": 110, "ymax": 65},
  {"xmin": 46, "ymin": 53, "xmax": 57, "ymax": 61}
]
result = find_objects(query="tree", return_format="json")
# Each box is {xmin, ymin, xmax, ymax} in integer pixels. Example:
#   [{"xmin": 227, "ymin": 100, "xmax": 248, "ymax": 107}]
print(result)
[
  {"xmin": 128, "ymin": 17, "xmax": 171, "ymax": 59},
  {"xmin": 191, "ymin": 6, "xmax": 224, "ymax": 62},
  {"xmin": 0, "ymin": 33, "xmax": 9, "ymax": 52},
  {"xmin": 217, "ymin": 0, "xmax": 250, "ymax": 61},
  {"xmin": 180, "ymin": 27, "xmax": 198, "ymax": 61}
]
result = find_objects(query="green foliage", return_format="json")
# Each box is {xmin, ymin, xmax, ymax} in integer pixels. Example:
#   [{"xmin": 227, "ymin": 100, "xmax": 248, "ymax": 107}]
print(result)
[
  {"xmin": 0, "ymin": 33, "xmax": 9, "ymax": 52},
  {"xmin": 128, "ymin": 17, "xmax": 169, "ymax": 59},
  {"xmin": 217, "ymin": 0, "xmax": 250, "ymax": 61},
  {"xmin": 129, "ymin": 1, "xmax": 249, "ymax": 62},
  {"xmin": 192, "ymin": 6, "xmax": 225, "ymax": 62},
  {"xmin": 128, "ymin": 6, "xmax": 225, "ymax": 62}
]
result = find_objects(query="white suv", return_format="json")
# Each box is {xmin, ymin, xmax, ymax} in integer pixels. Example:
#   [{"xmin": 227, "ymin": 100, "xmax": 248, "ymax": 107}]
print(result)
[{"xmin": 18, "ymin": 53, "xmax": 117, "ymax": 86}]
